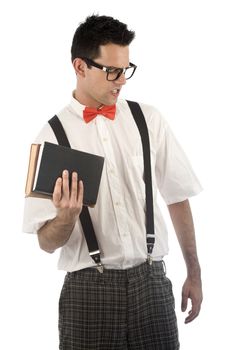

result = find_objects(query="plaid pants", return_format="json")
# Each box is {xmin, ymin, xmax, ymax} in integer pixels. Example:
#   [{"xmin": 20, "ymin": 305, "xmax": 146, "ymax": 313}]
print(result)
[{"xmin": 59, "ymin": 261, "xmax": 180, "ymax": 349}]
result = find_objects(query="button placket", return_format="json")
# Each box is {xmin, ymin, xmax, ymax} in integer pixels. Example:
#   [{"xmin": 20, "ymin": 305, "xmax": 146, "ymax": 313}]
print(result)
[{"xmin": 96, "ymin": 119, "xmax": 130, "ymax": 249}]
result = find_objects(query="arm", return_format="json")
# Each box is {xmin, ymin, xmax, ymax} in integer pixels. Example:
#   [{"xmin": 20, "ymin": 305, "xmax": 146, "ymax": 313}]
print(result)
[
  {"xmin": 167, "ymin": 199, "xmax": 203, "ymax": 323},
  {"xmin": 37, "ymin": 170, "xmax": 83, "ymax": 253}
]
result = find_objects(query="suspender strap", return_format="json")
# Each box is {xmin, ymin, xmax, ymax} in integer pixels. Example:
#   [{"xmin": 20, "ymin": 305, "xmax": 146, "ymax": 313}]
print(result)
[
  {"xmin": 48, "ymin": 116, "xmax": 70, "ymax": 147},
  {"xmin": 126, "ymin": 101, "xmax": 155, "ymax": 260},
  {"xmin": 48, "ymin": 115, "xmax": 103, "ymax": 272}
]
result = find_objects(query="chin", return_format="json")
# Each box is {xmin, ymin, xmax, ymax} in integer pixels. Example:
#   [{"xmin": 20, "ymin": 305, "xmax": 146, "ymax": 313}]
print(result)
[
  {"xmin": 99, "ymin": 94, "xmax": 117, "ymax": 106},
  {"xmin": 108, "ymin": 96, "xmax": 118, "ymax": 105}
]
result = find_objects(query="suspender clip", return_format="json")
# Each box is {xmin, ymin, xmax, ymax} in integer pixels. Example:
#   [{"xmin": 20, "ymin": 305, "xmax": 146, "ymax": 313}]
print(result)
[
  {"xmin": 89, "ymin": 250, "xmax": 104, "ymax": 273},
  {"xmin": 96, "ymin": 263, "xmax": 104, "ymax": 273},
  {"xmin": 147, "ymin": 255, "xmax": 153, "ymax": 265},
  {"xmin": 147, "ymin": 243, "xmax": 154, "ymax": 255}
]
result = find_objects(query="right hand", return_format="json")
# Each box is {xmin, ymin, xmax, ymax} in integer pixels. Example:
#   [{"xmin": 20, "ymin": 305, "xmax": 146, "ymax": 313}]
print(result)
[{"xmin": 52, "ymin": 170, "xmax": 84, "ymax": 222}]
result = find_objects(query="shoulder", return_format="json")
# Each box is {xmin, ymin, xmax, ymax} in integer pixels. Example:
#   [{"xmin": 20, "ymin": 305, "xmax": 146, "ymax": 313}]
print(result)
[
  {"xmin": 117, "ymin": 99, "xmax": 168, "ymax": 134},
  {"xmin": 33, "ymin": 122, "xmax": 56, "ymax": 144},
  {"xmin": 118, "ymin": 99, "xmax": 165, "ymax": 123},
  {"xmin": 33, "ymin": 105, "xmax": 70, "ymax": 144}
]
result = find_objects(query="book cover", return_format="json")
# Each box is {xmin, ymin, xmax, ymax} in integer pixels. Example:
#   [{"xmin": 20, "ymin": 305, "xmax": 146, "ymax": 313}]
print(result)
[{"xmin": 25, "ymin": 142, "xmax": 104, "ymax": 207}]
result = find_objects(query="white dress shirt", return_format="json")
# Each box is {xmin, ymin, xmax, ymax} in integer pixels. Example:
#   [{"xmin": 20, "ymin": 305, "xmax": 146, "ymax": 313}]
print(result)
[{"xmin": 22, "ymin": 96, "xmax": 202, "ymax": 272}]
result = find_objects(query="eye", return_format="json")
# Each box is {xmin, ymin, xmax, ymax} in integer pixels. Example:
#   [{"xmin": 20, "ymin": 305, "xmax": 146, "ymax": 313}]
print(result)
[{"xmin": 107, "ymin": 67, "xmax": 121, "ymax": 74}]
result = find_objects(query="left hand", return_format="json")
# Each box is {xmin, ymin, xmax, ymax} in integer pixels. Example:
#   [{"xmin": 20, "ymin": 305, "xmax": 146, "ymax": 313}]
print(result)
[{"xmin": 181, "ymin": 276, "xmax": 203, "ymax": 324}]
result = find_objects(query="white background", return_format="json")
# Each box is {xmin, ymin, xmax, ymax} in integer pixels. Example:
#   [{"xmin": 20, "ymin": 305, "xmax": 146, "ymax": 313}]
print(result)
[{"xmin": 0, "ymin": 0, "xmax": 233, "ymax": 348}]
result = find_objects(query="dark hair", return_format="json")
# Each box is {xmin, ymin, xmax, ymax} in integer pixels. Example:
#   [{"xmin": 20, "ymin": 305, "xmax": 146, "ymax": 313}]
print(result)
[{"xmin": 71, "ymin": 15, "xmax": 135, "ymax": 62}]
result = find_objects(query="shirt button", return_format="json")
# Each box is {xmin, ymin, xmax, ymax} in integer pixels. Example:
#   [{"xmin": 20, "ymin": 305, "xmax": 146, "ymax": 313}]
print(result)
[
  {"xmin": 103, "ymin": 137, "xmax": 108, "ymax": 142},
  {"xmin": 115, "ymin": 201, "xmax": 120, "ymax": 206}
]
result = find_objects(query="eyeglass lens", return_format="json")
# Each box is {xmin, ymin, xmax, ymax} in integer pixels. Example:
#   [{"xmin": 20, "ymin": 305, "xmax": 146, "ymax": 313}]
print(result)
[{"xmin": 107, "ymin": 66, "xmax": 135, "ymax": 81}]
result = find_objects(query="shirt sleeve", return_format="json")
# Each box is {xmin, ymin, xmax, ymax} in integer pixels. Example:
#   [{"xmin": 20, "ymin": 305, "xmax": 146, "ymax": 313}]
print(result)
[
  {"xmin": 22, "ymin": 122, "xmax": 58, "ymax": 234},
  {"xmin": 155, "ymin": 119, "xmax": 203, "ymax": 205},
  {"xmin": 22, "ymin": 197, "xmax": 57, "ymax": 234}
]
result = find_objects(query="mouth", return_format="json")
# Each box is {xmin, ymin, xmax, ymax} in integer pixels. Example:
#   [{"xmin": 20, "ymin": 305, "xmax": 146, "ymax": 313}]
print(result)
[{"xmin": 111, "ymin": 88, "xmax": 121, "ymax": 97}]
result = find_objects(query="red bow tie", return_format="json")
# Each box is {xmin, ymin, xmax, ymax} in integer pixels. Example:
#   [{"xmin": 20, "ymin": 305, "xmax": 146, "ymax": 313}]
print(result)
[{"xmin": 83, "ymin": 104, "xmax": 116, "ymax": 123}]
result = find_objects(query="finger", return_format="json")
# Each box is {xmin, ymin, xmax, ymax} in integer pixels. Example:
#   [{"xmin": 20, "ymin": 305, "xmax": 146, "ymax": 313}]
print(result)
[
  {"xmin": 184, "ymin": 297, "xmax": 202, "ymax": 323},
  {"xmin": 70, "ymin": 172, "xmax": 78, "ymax": 204},
  {"xmin": 77, "ymin": 180, "xmax": 84, "ymax": 208},
  {"xmin": 62, "ymin": 170, "xmax": 70, "ymax": 199},
  {"xmin": 185, "ymin": 305, "xmax": 201, "ymax": 324},
  {"xmin": 53, "ymin": 177, "xmax": 62, "ymax": 206}
]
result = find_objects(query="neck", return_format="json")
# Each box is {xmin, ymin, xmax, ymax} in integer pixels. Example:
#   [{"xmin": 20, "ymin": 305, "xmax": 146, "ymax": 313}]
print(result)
[{"xmin": 74, "ymin": 89, "xmax": 102, "ymax": 109}]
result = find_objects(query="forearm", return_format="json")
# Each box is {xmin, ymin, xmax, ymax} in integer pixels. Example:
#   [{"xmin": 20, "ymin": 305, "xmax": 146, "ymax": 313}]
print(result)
[
  {"xmin": 167, "ymin": 199, "xmax": 201, "ymax": 278},
  {"xmin": 38, "ymin": 171, "xmax": 83, "ymax": 253},
  {"xmin": 37, "ymin": 210, "xmax": 77, "ymax": 253}
]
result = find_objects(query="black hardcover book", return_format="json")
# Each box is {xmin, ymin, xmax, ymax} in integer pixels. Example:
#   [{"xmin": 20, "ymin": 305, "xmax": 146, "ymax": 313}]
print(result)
[{"xmin": 25, "ymin": 141, "xmax": 104, "ymax": 207}]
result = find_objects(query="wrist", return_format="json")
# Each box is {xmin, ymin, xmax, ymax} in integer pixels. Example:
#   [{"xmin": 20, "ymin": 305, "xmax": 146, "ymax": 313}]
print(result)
[
  {"xmin": 187, "ymin": 264, "xmax": 201, "ymax": 280},
  {"xmin": 56, "ymin": 208, "xmax": 78, "ymax": 226}
]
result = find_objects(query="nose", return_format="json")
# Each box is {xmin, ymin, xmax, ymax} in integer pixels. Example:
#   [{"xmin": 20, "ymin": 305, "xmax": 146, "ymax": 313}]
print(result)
[{"xmin": 115, "ymin": 72, "xmax": 127, "ymax": 85}]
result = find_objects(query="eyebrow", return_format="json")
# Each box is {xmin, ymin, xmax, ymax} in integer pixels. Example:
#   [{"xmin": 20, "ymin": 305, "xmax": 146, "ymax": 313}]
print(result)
[
  {"xmin": 105, "ymin": 64, "xmax": 130, "ymax": 70},
  {"xmin": 106, "ymin": 65, "xmax": 122, "ymax": 70}
]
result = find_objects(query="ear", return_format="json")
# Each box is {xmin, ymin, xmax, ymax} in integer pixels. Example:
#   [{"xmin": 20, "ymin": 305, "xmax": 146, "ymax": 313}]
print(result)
[{"xmin": 73, "ymin": 58, "xmax": 86, "ymax": 77}]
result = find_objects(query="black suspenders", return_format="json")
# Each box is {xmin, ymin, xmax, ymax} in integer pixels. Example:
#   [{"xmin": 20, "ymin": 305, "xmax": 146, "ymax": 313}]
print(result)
[
  {"xmin": 48, "ymin": 100, "xmax": 155, "ymax": 272},
  {"xmin": 127, "ymin": 101, "xmax": 155, "ymax": 263},
  {"xmin": 48, "ymin": 116, "xmax": 103, "ymax": 272}
]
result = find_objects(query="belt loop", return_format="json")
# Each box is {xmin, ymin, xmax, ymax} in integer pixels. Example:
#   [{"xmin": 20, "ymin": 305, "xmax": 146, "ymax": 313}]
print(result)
[{"xmin": 162, "ymin": 260, "xmax": 167, "ymax": 275}]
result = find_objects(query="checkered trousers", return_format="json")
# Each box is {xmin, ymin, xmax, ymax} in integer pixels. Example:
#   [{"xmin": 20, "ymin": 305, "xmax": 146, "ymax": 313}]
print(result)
[{"xmin": 59, "ymin": 261, "xmax": 180, "ymax": 350}]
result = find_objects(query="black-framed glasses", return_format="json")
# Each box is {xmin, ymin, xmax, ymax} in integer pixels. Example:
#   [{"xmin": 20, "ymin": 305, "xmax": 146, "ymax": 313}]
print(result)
[{"xmin": 80, "ymin": 57, "xmax": 137, "ymax": 81}]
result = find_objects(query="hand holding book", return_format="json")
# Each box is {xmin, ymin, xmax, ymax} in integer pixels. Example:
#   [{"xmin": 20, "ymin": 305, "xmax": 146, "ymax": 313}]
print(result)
[
  {"xmin": 53, "ymin": 170, "xmax": 84, "ymax": 218},
  {"xmin": 25, "ymin": 142, "xmax": 104, "ymax": 207}
]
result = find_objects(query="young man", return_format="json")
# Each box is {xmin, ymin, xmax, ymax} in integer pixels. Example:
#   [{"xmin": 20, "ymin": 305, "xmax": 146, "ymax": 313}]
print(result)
[{"xmin": 23, "ymin": 15, "xmax": 203, "ymax": 350}]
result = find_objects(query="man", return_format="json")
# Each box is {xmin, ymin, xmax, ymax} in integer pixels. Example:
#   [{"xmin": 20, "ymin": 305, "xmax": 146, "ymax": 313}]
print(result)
[{"xmin": 23, "ymin": 14, "xmax": 203, "ymax": 349}]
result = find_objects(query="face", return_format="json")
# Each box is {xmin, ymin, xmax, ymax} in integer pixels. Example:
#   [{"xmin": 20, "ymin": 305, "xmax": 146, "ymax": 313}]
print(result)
[{"xmin": 74, "ymin": 44, "xmax": 130, "ymax": 108}]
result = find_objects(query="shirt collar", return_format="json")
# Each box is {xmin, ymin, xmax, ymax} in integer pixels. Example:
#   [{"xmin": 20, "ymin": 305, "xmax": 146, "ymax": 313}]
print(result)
[
  {"xmin": 69, "ymin": 91, "xmax": 86, "ymax": 119},
  {"xmin": 69, "ymin": 91, "xmax": 120, "ymax": 122}
]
